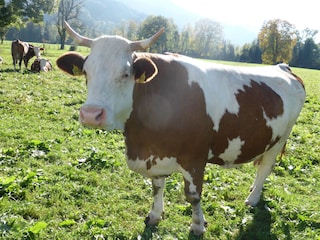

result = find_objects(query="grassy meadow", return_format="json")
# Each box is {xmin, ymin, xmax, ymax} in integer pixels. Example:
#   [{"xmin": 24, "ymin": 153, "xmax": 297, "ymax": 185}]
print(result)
[{"xmin": 0, "ymin": 40, "xmax": 319, "ymax": 240}]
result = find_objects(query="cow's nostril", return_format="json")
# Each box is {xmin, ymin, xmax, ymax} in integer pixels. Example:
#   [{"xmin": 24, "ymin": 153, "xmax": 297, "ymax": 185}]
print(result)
[
  {"xmin": 95, "ymin": 108, "xmax": 105, "ymax": 121},
  {"xmin": 96, "ymin": 109, "xmax": 102, "ymax": 118}
]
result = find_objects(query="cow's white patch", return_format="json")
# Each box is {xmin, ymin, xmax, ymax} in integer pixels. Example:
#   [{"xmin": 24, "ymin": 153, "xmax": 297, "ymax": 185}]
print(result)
[
  {"xmin": 263, "ymin": 109, "xmax": 286, "ymax": 146},
  {"xmin": 176, "ymin": 57, "xmax": 247, "ymax": 130},
  {"xmin": 147, "ymin": 177, "xmax": 165, "ymax": 225},
  {"xmin": 178, "ymin": 167, "xmax": 197, "ymax": 193},
  {"xmin": 218, "ymin": 137, "xmax": 244, "ymax": 164},
  {"xmin": 127, "ymin": 155, "xmax": 178, "ymax": 177}
]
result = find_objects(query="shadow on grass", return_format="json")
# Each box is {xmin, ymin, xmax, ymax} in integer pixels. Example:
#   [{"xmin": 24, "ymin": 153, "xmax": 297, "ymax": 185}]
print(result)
[
  {"xmin": 137, "ymin": 225, "xmax": 204, "ymax": 240},
  {"xmin": 0, "ymin": 68, "xmax": 34, "ymax": 74},
  {"xmin": 235, "ymin": 195, "xmax": 279, "ymax": 240},
  {"xmin": 0, "ymin": 68, "xmax": 18, "ymax": 73},
  {"xmin": 137, "ymin": 225, "xmax": 157, "ymax": 240},
  {"xmin": 235, "ymin": 196, "xmax": 320, "ymax": 240}
]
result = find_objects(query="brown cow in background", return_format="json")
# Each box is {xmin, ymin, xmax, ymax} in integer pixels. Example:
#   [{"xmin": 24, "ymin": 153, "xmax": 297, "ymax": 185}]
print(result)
[{"xmin": 11, "ymin": 39, "xmax": 43, "ymax": 70}]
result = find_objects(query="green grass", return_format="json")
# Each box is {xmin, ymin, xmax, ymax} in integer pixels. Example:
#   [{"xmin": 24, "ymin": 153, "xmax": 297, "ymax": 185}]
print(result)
[{"xmin": 0, "ymin": 40, "xmax": 319, "ymax": 239}]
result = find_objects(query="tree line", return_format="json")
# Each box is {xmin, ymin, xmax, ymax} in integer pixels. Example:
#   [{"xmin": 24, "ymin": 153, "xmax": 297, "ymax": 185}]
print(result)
[{"xmin": 1, "ymin": 0, "xmax": 320, "ymax": 69}]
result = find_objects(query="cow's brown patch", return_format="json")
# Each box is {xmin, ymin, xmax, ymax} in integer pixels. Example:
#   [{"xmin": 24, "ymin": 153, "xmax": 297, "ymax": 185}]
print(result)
[
  {"xmin": 209, "ymin": 80, "xmax": 284, "ymax": 164},
  {"xmin": 125, "ymin": 54, "xmax": 213, "ymax": 194},
  {"xmin": 146, "ymin": 156, "xmax": 158, "ymax": 170}
]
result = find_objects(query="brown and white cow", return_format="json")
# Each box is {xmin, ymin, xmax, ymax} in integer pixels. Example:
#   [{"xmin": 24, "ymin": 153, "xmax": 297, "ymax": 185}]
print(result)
[
  {"xmin": 11, "ymin": 39, "xmax": 43, "ymax": 70},
  {"xmin": 56, "ymin": 22, "xmax": 305, "ymax": 235},
  {"xmin": 31, "ymin": 58, "xmax": 52, "ymax": 72}
]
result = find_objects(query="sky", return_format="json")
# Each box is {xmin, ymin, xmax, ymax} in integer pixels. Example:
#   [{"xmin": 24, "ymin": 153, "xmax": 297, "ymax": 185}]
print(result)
[{"xmin": 172, "ymin": 0, "xmax": 319, "ymax": 40}]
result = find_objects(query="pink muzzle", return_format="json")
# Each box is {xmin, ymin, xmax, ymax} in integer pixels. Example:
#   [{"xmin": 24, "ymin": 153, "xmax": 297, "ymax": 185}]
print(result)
[{"xmin": 79, "ymin": 105, "xmax": 106, "ymax": 128}]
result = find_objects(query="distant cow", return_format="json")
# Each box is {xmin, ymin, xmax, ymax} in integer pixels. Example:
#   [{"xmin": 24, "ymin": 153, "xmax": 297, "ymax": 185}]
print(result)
[
  {"xmin": 31, "ymin": 58, "xmax": 52, "ymax": 72},
  {"xmin": 11, "ymin": 39, "xmax": 43, "ymax": 70},
  {"xmin": 57, "ymin": 22, "xmax": 306, "ymax": 236}
]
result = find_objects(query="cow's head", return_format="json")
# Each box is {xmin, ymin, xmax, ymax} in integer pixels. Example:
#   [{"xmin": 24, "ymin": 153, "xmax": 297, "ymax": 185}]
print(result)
[
  {"xmin": 24, "ymin": 45, "xmax": 44, "ymax": 67},
  {"xmin": 57, "ymin": 21, "xmax": 164, "ymax": 130}
]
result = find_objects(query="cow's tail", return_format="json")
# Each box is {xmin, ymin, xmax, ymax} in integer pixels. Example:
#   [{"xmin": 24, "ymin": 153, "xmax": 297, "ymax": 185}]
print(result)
[{"xmin": 279, "ymin": 141, "xmax": 286, "ymax": 160}]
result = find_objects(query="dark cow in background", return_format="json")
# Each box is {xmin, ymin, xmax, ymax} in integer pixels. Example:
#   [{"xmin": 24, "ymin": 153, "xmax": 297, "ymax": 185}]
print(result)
[
  {"xmin": 11, "ymin": 39, "xmax": 43, "ymax": 70},
  {"xmin": 57, "ymin": 22, "xmax": 306, "ymax": 236}
]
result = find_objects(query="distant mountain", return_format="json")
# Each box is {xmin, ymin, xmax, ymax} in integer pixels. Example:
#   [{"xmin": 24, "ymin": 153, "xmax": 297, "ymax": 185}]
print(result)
[
  {"xmin": 81, "ymin": 0, "xmax": 256, "ymax": 45},
  {"xmin": 82, "ymin": 0, "xmax": 146, "ymax": 23},
  {"xmin": 116, "ymin": 0, "xmax": 202, "ymax": 27}
]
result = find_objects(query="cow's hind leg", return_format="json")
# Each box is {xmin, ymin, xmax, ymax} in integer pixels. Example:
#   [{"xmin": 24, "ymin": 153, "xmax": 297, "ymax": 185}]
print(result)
[
  {"xmin": 18, "ymin": 58, "xmax": 23, "ymax": 70},
  {"xmin": 145, "ymin": 177, "xmax": 165, "ymax": 226},
  {"xmin": 245, "ymin": 145, "xmax": 282, "ymax": 206}
]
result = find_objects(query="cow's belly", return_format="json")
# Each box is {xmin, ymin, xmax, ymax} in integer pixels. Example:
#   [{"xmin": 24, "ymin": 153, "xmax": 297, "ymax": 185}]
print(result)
[{"xmin": 126, "ymin": 155, "xmax": 179, "ymax": 178}]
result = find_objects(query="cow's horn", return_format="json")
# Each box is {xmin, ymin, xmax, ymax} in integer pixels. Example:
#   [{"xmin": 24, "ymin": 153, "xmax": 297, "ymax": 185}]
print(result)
[
  {"xmin": 130, "ymin": 28, "xmax": 165, "ymax": 51},
  {"xmin": 64, "ymin": 21, "xmax": 93, "ymax": 48}
]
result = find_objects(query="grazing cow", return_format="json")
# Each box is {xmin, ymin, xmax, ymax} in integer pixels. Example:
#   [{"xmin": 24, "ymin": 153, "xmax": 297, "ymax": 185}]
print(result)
[
  {"xmin": 56, "ymin": 22, "xmax": 305, "ymax": 235},
  {"xmin": 11, "ymin": 39, "xmax": 43, "ymax": 70},
  {"xmin": 31, "ymin": 58, "xmax": 52, "ymax": 72}
]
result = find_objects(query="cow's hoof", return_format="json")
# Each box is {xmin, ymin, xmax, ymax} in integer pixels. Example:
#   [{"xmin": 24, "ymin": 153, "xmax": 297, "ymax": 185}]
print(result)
[
  {"xmin": 144, "ymin": 214, "xmax": 161, "ymax": 226},
  {"xmin": 245, "ymin": 198, "xmax": 258, "ymax": 207},
  {"xmin": 190, "ymin": 223, "xmax": 205, "ymax": 236}
]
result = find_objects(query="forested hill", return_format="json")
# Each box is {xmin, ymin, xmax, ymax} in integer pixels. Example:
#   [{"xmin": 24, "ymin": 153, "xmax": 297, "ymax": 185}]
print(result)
[{"xmin": 81, "ymin": 0, "xmax": 146, "ymax": 25}]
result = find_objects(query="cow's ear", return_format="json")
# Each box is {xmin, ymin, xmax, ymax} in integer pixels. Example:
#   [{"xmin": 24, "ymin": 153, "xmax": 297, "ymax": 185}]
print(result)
[
  {"xmin": 56, "ymin": 52, "xmax": 85, "ymax": 76},
  {"xmin": 133, "ymin": 57, "xmax": 158, "ymax": 83}
]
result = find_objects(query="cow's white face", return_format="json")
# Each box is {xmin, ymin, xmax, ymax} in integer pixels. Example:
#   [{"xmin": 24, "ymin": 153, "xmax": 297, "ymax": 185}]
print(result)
[
  {"xmin": 33, "ymin": 47, "xmax": 42, "ymax": 58},
  {"xmin": 83, "ymin": 37, "xmax": 136, "ymax": 130},
  {"xmin": 56, "ymin": 22, "xmax": 163, "ymax": 131}
]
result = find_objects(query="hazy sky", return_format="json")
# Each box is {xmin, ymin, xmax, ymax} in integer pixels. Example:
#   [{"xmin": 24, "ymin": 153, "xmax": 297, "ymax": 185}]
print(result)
[{"xmin": 173, "ymin": 0, "xmax": 319, "ymax": 35}]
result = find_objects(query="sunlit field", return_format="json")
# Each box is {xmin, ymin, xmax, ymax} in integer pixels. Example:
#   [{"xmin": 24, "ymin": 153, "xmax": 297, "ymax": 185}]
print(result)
[{"xmin": 0, "ymin": 40, "xmax": 319, "ymax": 239}]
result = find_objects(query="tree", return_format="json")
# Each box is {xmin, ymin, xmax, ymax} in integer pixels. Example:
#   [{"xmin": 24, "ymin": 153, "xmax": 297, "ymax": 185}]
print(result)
[
  {"xmin": 0, "ymin": 0, "xmax": 14, "ymax": 43},
  {"xmin": 248, "ymin": 39, "xmax": 262, "ymax": 63},
  {"xmin": 258, "ymin": 19, "xmax": 297, "ymax": 64},
  {"xmin": 291, "ymin": 38, "xmax": 320, "ymax": 69},
  {"xmin": 11, "ymin": 0, "xmax": 57, "ymax": 23},
  {"xmin": 0, "ymin": 0, "xmax": 56, "ymax": 43},
  {"xmin": 138, "ymin": 16, "xmax": 178, "ymax": 53},
  {"xmin": 193, "ymin": 19, "xmax": 223, "ymax": 59},
  {"xmin": 179, "ymin": 24, "xmax": 194, "ymax": 55},
  {"xmin": 218, "ymin": 40, "xmax": 236, "ymax": 61},
  {"xmin": 299, "ymin": 28, "xmax": 319, "ymax": 42},
  {"xmin": 239, "ymin": 40, "xmax": 262, "ymax": 63},
  {"xmin": 56, "ymin": 0, "xmax": 84, "ymax": 49}
]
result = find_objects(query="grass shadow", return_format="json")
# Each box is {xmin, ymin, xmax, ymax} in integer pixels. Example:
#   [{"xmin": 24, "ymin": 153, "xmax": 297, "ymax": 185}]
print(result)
[
  {"xmin": 235, "ymin": 195, "xmax": 278, "ymax": 240},
  {"xmin": 137, "ymin": 225, "xmax": 158, "ymax": 240},
  {"xmin": 136, "ymin": 224, "xmax": 204, "ymax": 240},
  {"xmin": 188, "ymin": 232, "xmax": 204, "ymax": 240},
  {"xmin": 0, "ymin": 68, "xmax": 18, "ymax": 73}
]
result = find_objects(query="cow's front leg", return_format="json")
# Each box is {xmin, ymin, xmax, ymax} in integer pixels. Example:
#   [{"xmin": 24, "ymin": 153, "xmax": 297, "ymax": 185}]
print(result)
[
  {"xmin": 182, "ymin": 170, "xmax": 206, "ymax": 236},
  {"xmin": 145, "ymin": 177, "xmax": 165, "ymax": 226}
]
